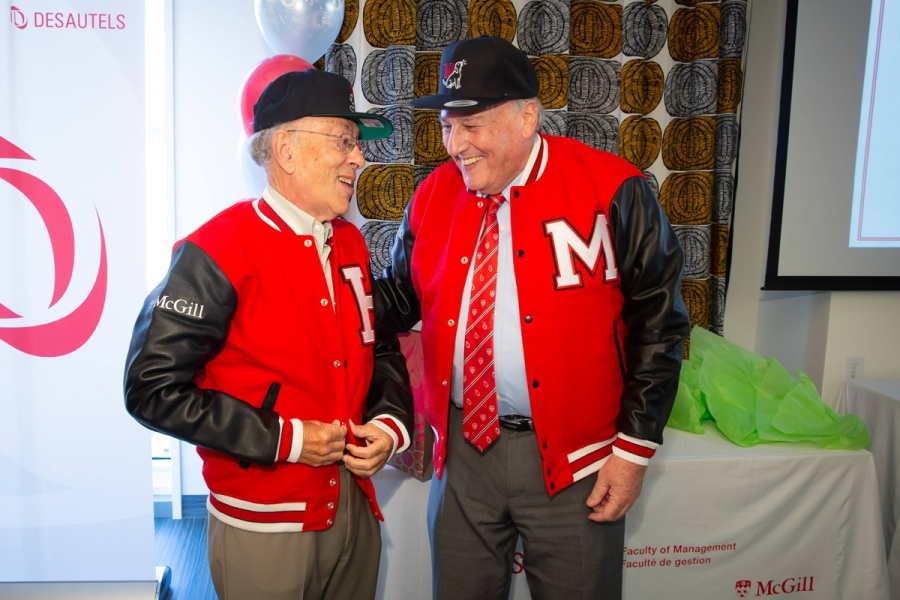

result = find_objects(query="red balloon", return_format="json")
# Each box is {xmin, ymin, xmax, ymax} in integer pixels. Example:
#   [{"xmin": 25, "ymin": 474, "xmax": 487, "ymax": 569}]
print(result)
[{"xmin": 239, "ymin": 55, "xmax": 315, "ymax": 136}]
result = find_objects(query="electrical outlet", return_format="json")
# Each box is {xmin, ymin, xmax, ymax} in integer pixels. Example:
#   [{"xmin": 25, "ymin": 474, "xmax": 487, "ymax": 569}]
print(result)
[{"xmin": 846, "ymin": 355, "xmax": 865, "ymax": 381}]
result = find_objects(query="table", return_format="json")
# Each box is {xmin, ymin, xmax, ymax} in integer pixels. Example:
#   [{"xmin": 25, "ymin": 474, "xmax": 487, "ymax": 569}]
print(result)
[
  {"xmin": 836, "ymin": 380, "xmax": 900, "ymax": 599},
  {"xmin": 372, "ymin": 425, "xmax": 888, "ymax": 599}
]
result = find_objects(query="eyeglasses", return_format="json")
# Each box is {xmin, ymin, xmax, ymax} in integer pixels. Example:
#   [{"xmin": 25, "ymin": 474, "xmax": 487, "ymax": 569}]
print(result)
[{"xmin": 285, "ymin": 129, "xmax": 364, "ymax": 154}]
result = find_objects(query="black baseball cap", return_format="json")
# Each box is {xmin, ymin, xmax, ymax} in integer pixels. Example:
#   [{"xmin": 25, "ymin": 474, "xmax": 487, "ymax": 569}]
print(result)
[
  {"xmin": 253, "ymin": 69, "xmax": 393, "ymax": 140},
  {"xmin": 409, "ymin": 36, "xmax": 539, "ymax": 110}
]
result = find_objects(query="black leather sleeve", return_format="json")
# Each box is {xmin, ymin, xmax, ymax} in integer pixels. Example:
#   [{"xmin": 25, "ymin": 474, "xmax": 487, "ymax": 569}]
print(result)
[
  {"xmin": 607, "ymin": 176, "xmax": 691, "ymax": 445},
  {"xmin": 363, "ymin": 282, "xmax": 415, "ymax": 437},
  {"xmin": 123, "ymin": 242, "xmax": 281, "ymax": 465},
  {"xmin": 371, "ymin": 200, "xmax": 422, "ymax": 335}
]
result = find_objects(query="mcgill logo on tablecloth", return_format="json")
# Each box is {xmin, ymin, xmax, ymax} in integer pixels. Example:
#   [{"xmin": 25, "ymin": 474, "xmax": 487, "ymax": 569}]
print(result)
[
  {"xmin": 0, "ymin": 136, "xmax": 108, "ymax": 357},
  {"xmin": 737, "ymin": 577, "xmax": 814, "ymax": 597}
]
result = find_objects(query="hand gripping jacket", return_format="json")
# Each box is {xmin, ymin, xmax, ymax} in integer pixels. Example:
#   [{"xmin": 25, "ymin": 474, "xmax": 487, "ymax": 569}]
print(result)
[
  {"xmin": 125, "ymin": 199, "xmax": 413, "ymax": 532},
  {"xmin": 375, "ymin": 135, "xmax": 691, "ymax": 496}
]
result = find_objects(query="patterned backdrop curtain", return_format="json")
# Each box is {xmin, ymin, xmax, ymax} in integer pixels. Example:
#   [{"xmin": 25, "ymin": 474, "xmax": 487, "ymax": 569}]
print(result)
[{"xmin": 315, "ymin": 0, "xmax": 751, "ymax": 473}]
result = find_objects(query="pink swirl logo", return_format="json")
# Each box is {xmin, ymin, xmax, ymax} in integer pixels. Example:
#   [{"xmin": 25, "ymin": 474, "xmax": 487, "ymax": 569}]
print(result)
[
  {"xmin": 10, "ymin": 6, "xmax": 27, "ymax": 29},
  {"xmin": 0, "ymin": 136, "xmax": 107, "ymax": 357}
]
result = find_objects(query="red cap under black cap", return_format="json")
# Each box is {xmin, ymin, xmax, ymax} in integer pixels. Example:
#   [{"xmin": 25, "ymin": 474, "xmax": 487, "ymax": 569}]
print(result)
[{"xmin": 409, "ymin": 36, "xmax": 539, "ymax": 110}]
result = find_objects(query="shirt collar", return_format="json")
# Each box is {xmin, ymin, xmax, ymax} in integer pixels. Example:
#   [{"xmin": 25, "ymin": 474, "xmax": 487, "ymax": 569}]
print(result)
[{"xmin": 263, "ymin": 186, "xmax": 333, "ymax": 241}]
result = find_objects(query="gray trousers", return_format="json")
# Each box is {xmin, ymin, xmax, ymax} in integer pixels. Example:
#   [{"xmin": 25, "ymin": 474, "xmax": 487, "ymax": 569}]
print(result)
[
  {"xmin": 428, "ymin": 405, "xmax": 625, "ymax": 600},
  {"xmin": 208, "ymin": 466, "xmax": 381, "ymax": 600}
]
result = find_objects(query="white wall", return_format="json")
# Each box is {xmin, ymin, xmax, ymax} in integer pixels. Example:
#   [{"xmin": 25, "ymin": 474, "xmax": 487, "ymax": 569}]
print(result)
[{"xmin": 724, "ymin": 1, "xmax": 900, "ymax": 404}]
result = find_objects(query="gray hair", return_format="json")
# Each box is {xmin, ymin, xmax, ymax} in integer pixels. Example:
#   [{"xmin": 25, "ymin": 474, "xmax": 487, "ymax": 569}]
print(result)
[
  {"xmin": 249, "ymin": 121, "xmax": 295, "ymax": 173},
  {"xmin": 511, "ymin": 97, "xmax": 545, "ymax": 132}
]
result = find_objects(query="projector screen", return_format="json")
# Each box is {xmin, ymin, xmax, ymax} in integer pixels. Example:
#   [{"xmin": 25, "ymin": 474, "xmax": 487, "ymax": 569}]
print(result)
[{"xmin": 766, "ymin": 0, "xmax": 900, "ymax": 290}]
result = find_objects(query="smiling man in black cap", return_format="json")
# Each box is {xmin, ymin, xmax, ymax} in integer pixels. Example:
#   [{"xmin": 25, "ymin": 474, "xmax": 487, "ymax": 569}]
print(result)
[
  {"xmin": 375, "ymin": 36, "xmax": 690, "ymax": 599},
  {"xmin": 125, "ymin": 69, "xmax": 413, "ymax": 600}
]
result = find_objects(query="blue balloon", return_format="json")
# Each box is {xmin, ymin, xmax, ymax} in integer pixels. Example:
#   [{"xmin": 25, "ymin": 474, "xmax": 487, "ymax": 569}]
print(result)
[{"xmin": 255, "ymin": 0, "xmax": 345, "ymax": 63}]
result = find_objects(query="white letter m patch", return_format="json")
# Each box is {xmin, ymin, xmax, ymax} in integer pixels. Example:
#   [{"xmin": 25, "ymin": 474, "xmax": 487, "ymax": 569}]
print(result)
[{"xmin": 543, "ymin": 213, "xmax": 618, "ymax": 289}]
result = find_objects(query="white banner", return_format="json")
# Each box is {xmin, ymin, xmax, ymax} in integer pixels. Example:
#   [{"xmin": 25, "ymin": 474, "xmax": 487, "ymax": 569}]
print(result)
[{"xmin": 0, "ymin": 0, "xmax": 154, "ymax": 582}]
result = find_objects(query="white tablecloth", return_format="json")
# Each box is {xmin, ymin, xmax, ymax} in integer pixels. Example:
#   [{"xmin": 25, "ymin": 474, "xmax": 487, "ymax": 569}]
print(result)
[
  {"xmin": 836, "ymin": 380, "xmax": 900, "ymax": 599},
  {"xmin": 373, "ymin": 425, "xmax": 888, "ymax": 600}
]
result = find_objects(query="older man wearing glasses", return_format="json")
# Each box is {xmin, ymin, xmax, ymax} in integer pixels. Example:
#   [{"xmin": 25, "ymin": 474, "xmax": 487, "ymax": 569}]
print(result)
[{"xmin": 125, "ymin": 69, "xmax": 413, "ymax": 600}]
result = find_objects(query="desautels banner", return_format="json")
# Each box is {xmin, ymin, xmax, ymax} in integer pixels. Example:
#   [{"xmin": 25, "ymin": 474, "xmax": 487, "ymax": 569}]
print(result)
[{"xmin": 0, "ymin": 0, "xmax": 154, "ymax": 582}]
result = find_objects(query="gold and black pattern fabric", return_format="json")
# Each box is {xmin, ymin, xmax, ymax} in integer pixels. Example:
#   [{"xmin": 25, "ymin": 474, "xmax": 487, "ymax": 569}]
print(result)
[
  {"xmin": 542, "ymin": 110, "xmax": 567, "ymax": 137},
  {"xmin": 362, "ymin": 46, "xmax": 415, "ymax": 106},
  {"xmin": 468, "ymin": 0, "xmax": 517, "ymax": 41},
  {"xmin": 622, "ymin": 1, "xmax": 667, "ymax": 59},
  {"xmin": 530, "ymin": 54, "xmax": 569, "ymax": 110},
  {"xmin": 363, "ymin": 0, "xmax": 417, "ymax": 47},
  {"xmin": 717, "ymin": 57, "xmax": 743, "ymax": 114},
  {"xmin": 711, "ymin": 223, "xmax": 729, "ymax": 279},
  {"xmin": 668, "ymin": 4, "xmax": 720, "ymax": 63},
  {"xmin": 340, "ymin": 0, "xmax": 750, "ymax": 351},
  {"xmin": 569, "ymin": 0, "xmax": 622, "ymax": 58},
  {"xmin": 414, "ymin": 52, "xmax": 442, "ymax": 98},
  {"xmin": 321, "ymin": 44, "xmax": 358, "ymax": 87},
  {"xmin": 357, "ymin": 164, "xmax": 415, "ymax": 220},
  {"xmin": 361, "ymin": 220, "xmax": 402, "ymax": 273},
  {"xmin": 618, "ymin": 115, "xmax": 660, "ymax": 172},
  {"xmin": 417, "ymin": 0, "xmax": 467, "ymax": 50},
  {"xmin": 680, "ymin": 279, "xmax": 710, "ymax": 330},
  {"xmin": 658, "ymin": 171, "xmax": 712, "ymax": 226},
  {"xmin": 413, "ymin": 111, "xmax": 450, "ymax": 166},
  {"xmin": 662, "ymin": 116, "xmax": 716, "ymax": 171},
  {"xmin": 517, "ymin": 0, "xmax": 569, "ymax": 56},
  {"xmin": 363, "ymin": 106, "xmax": 413, "ymax": 163},
  {"xmin": 337, "ymin": 0, "xmax": 360, "ymax": 43},
  {"xmin": 568, "ymin": 57, "xmax": 619, "ymax": 114},
  {"xmin": 620, "ymin": 59, "xmax": 663, "ymax": 115},
  {"xmin": 664, "ymin": 60, "xmax": 717, "ymax": 117}
]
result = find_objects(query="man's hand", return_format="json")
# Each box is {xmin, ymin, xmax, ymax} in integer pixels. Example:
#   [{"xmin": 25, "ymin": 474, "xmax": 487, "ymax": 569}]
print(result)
[
  {"xmin": 586, "ymin": 455, "xmax": 647, "ymax": 522},
  {"xmin": 299, "ymin": 420, "xmax": 347, "ymax": 467},
  {"xmin": 343, "ymin": 420, "xmax": 394, "ymax": 478}
]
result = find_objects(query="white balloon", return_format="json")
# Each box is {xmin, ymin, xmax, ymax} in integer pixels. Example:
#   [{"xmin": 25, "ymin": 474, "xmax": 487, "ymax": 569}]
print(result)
[
  {"xmin": 239, "ymin": 135, "xmax": 268, "ymax": 199},
  {"xmin": 255, "ymin": 0, "xmax": 345, "ymax": 63}
]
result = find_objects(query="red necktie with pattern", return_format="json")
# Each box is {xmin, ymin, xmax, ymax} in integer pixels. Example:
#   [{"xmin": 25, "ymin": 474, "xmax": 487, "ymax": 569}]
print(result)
[{"xmin": 462, "ymin": 194, "xmax": 505, "ymax": 452}]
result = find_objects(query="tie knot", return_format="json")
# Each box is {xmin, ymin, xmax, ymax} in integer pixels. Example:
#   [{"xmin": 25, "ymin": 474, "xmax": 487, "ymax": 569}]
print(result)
[{"xmin": 488, "ymin": 194, "xmax": 506, "ymax": 207}]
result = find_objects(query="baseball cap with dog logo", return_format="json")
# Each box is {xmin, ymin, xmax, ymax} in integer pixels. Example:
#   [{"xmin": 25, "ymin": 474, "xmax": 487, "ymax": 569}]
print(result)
[{"xmin": 409, "ymin": 36, "xmax": 539, "ymax": 110}]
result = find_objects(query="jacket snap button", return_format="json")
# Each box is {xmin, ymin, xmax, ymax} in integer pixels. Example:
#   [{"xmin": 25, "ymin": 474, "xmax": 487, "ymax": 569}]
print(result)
[
  {"xmin": 321, "ymin": 298, "xmax": 328, "ymax": 306},
  {"xmin": 477, "ymin": 201, "xmax": 484, "ymax": 208},
  {"xmin": 448, "ymin": 319, "xmax": 455, "ymax": 326},
  {"xmin": 327, "ymin": 518, "xmax": 333, "ymax": 526},
  {"xmin": 513, "ymin": 190, "xmax": 520, "ymax": 198},
  {"xmin": 517, "ymin": 249, "xmax": 524, "ymax": 257},
  {"xmin": 442, "ymin": 380, "xmax": 448, "ymax": 386},
  {"xmin": 461, "ymin": 256, "xmax": 468, "ymax": 264},
  {"xmin": 524, "ymin": 315, "xmax": 532, "ymax": 323},
  {"xmin": 334, "ymin": 360, "xmax": 341, "ymax": 368},
  {"xmin": 550, "ymin": 482, "xmax": 555, "ymax": 490},
  {"xmin": 532, "ymin": 380, "xmax": 539, "ymax": 388},
  {"xmin": 543, "ymin": 442, "xmax": 547, "ymax": 450},
  {"xmin": 547, "ymin": 467, "xmax": 551, "ymax": 475},
  {"xmin": 330, "ymin": 479, "xmax": 336, "ymax": 486},
  {"xmin": 328, "ymin": 502, "xmax": 335, "ymax": 510},
  {"xmin": 304, "ymin": 239, "xmax": 312, "ymax": 247}
]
